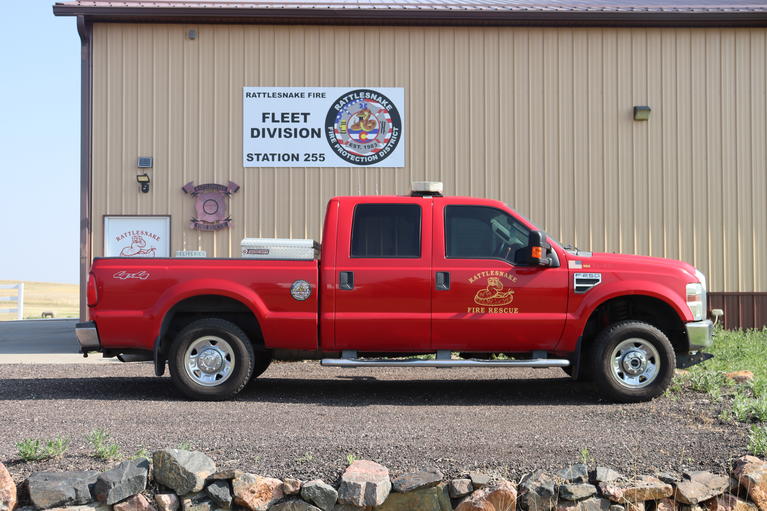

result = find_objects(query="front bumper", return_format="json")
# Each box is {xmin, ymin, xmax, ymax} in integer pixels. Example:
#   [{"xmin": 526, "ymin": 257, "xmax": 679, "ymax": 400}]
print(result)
[
  {"xmin": 686, "ymin": 319, "xmax": 714, "ymax": 351},
  {"xmin": 75, "ymin": 321, "xmax": 101, "ymax": 353}
]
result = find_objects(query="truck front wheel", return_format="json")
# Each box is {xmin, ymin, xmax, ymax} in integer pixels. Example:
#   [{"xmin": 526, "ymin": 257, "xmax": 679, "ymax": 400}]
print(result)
[
  {"xmin": 168, "ymin": 318, "xmax": 255, "ymax": 401},
  {"xmin": 592, "ymin": 320, "xmax": 675, "ymax": 402}
]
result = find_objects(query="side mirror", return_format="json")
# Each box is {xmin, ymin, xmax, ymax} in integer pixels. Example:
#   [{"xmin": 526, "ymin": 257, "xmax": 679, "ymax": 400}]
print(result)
[{"xmin": 516, "ymin": 230, "xmax": 552, "ymax": 266}]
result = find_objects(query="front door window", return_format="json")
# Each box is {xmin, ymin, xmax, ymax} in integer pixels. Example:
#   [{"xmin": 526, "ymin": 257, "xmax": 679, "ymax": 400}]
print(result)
[{"xmin": 445, "ymin": 205, "xmax": 530, "ymax": 263}]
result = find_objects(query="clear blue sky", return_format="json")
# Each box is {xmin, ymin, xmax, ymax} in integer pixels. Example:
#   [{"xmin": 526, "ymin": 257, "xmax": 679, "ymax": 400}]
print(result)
[{"xmin": 0, "ymin": 1, "xmax": 80, "ymax": 284}]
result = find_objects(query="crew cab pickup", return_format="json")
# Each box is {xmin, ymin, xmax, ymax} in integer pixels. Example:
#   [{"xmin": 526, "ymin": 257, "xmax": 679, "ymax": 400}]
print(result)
[{"xmin": 77, "ymin": 183, "xmax": 714, "ymax": 401}]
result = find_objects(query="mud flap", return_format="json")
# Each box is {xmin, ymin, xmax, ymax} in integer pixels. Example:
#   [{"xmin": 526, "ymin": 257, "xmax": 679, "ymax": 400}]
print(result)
[
  {"xmin": 676, "ymin": 351, "xmax": 714, "ymax": 369},
  {"xmin": 153, "ymin": 337, "xmax": 166, "ymax": 377}
]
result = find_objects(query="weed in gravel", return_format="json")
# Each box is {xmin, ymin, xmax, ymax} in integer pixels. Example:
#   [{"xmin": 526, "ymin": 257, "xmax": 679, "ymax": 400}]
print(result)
[
  {"xmin": 45, "ymin": 436, "xmax": 70, "ymax": 458},
  {"xmin": 16, "ymin": 436, "xmax": 70, "ymax": 462},
  {"xmin": 87, "ymin": 429, "xmax": 122, "ymax": 461},
  {"xmin": 578, "ymin": 448, "xmax": 595, "ymax": 465},
  {"xmin": 686, "ymin": 370, "xmax": 731, "ymax": 396},
  {"xmin": 725, "ymin": 393, "xmax": 767, "ymax": 423},
  {"xmin": 177, "ymin": 442, "xmax": 192, "ymax": 451},
  {"xmin": 346, "ymin": 453, "xmax": 358, "ymax": 465},
  {"xmin": 295, "ymin": 452, "xmax": 315, "ymax": 464},
  {"xmin": 748, "ymin": 425, "xmax": 767, "ymax": 456},
  {"xmin": 17, "ymin": 439, "xmax": 43, "ymax": 461}
]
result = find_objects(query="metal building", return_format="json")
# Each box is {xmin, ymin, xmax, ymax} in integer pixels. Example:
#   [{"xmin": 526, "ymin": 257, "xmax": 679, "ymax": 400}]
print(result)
[{"xmin": 53, "ymin": 0, "xmax": 767, "ymax": 328}]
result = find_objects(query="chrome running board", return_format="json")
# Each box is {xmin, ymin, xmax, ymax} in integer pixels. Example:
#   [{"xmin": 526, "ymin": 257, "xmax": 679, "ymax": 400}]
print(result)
[{"xmin": 321, "ymin": 358, "xmax": 570, "ymax": 368}]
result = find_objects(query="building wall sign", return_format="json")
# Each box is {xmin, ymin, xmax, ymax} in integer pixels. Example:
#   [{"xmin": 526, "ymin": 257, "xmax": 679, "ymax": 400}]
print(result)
[
  {"xmin": 182, "ymin": 181, "xmax": 240, "ymax": 231},
  {"xmin": 243, "ymin": 87, "xmax": 405, "ymax": 167},
  {"xmin": 104, "ymin": 216, "xmax": 170, "ymax": 257}
]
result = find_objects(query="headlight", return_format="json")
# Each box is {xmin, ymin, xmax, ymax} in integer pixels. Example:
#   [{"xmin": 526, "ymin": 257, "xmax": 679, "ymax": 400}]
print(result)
[{"xmin": 686, "ymin": 269, "xmax": 707, "ymax": 321}]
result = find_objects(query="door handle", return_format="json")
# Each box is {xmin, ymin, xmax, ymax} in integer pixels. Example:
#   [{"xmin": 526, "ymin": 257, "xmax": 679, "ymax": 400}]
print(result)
[
  {"xmin": 436, "ymin": 271, "xmax": 450, "ymax": 291},
  {"xmin": 339, "ymin": 271, "xmax": 354, "ymax": 290}
]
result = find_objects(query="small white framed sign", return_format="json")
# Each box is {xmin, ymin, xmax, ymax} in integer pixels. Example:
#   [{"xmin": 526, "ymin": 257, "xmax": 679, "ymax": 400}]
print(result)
[{"xmin": 104, "ymin": 216, "xmax": 171, "ymax": 257}]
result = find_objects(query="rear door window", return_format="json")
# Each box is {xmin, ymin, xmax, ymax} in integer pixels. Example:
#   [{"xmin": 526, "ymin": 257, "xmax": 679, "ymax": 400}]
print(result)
[{"xmin": 351, "ymin": 204, "xmax": 421, "ymax": 258}]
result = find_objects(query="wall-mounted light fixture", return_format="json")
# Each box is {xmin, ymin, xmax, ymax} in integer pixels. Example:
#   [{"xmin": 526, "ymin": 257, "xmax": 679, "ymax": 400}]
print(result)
[
  {"xmin": 137, "ymin": 173, "xmax": 151, "ymax": 193},
  {"xmin": 187, "ymin": 29, "xmax": 197, "ymax": 40},
  {"xmin": 633, "ymin": 106, "xmax": 652, "ymax": 121}
]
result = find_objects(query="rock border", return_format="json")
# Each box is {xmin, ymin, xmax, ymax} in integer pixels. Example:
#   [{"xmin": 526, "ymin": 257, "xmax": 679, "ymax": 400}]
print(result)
[{"xmin": 2, "ymin": 451, "xmax": 766, "ymax": 511}]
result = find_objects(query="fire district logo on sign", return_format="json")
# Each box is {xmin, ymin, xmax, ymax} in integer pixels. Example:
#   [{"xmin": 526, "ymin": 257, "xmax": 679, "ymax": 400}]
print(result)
[{"xmin": 325, "ymin": 89, "xmax": 402, "ymax": 166}]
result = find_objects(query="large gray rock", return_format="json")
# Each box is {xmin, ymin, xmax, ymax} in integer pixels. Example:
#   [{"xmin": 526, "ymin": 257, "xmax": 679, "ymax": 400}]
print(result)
[
  {"xmin": 28, "ymin": 471, "xmax": 99, "ymax": 509},
  {"xmin": 558, "ymin": 465, "xmax": 589, "ymax": 484},
  {"xmin": 378, "ymin": 484, "xmax": 451, "ymax": 511},
  {"xmin": 301, "ymin": 480, "xmax": 338, "ymax": 511},
  {"xmin": 231, "ymin": 473, "xmax": 283, "ymax": 511},
  {"xmin": 153, "ymin": 450, "xmax": 217, "ymax": 496},
  {"xmin": 595, "ymin": 469, "xmax": 622, "ymax": 484},
  {"xmin": 468, "ymin": 472, "xmax": 491, "ymax": 490},
  {"xmin": 205, "ymin": 480, "xmax": 232, "ymax": 508},
  {"xmin": 449, "ymin": 479, "xmax": 474, "ymax": 499},
  {"xmin": 519, "ymin": 471, "xmax": 558, "ymax": 511},
  {"xmin": 0, "ymin": 463, "xmax": 16, "ymax": 511},
  {"xmin": 337, "ymin": 460, "xmax": 391, "ymax": 508},
  {"xmin": 270, "ymin": 500, "xmax": 321, "ymax": 511},
  {"xmin": 94, "ymin": 458, "xmax": 149, "ymax": 505},
  {"xmin": 598, "ymin": 476, "xmax": 673, "ymax": 504},
  {"xmin": 391, "ymin": 469, "xmax": 443, "ymax": 493},
  {"xmin": 557, "ymin": 497, "xmax": 611, "ymax": 511},
  {"xmin": 558, "ymin": 484, "xmax": 597, "ymax": 501},
  {"xmin": 674, "ymin": 472, "xmax": 729, "ymax": 505}
]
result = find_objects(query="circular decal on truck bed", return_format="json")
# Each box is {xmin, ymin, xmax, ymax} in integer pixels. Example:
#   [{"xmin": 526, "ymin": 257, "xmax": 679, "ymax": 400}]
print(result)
[
  {"xmin": 325, "ymin": 89, "xmax": 402, "ymax": 166},
  {"xmin": 290, "ymin": 280, "xmax": 312, "ymax": 301}
]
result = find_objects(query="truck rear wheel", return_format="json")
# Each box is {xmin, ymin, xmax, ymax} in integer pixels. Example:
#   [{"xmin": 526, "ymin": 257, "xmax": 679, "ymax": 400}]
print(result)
[
  {"xmin": 592, "ymin": 320, "xmax": 675, "ymax": 402},
  {"xmin": 168, "ymin": 318, "xmax": 254, "ymax": 401}
]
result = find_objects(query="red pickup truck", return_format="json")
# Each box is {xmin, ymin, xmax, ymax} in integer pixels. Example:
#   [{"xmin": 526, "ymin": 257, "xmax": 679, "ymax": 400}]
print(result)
[{"xmin": 77, "ymin": 183, "xmax": 713, "ymax": 402}]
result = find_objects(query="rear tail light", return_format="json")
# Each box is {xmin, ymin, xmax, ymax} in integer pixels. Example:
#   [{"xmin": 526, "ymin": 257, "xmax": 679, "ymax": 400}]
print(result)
[{"xmin": 87, "ymin": 273, "xmax": 99, "ymax": 306}]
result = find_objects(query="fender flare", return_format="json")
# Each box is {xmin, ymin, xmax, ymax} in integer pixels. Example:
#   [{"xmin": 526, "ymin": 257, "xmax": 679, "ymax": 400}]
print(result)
[
  {"xmin": 562, "ymin": 281, "xmax": 692, "ymax": 377},
  {"xmin": 149, "ymin": 279, "xmax": 269, "ymax": 376}
]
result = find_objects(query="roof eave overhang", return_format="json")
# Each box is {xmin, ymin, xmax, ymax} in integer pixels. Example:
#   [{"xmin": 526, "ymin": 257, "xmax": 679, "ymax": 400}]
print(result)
[{"xmin": 52, "ymin": 5, "xmax": 767, "ymax": 27}]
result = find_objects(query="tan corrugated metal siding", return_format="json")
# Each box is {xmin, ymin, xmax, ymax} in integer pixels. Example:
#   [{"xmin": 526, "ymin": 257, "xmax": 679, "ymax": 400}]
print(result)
[{"xmin": 91, "ymin": 24, "xmax": 767, "ymax": 292}]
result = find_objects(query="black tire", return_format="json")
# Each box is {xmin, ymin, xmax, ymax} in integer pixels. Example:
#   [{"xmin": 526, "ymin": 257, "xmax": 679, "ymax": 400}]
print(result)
[
  {"xmin": 592, "ymin": 320, "xmax": 675, "ymax": 402},
  {"xmin": 250, "ymin": 351, "xmax": 273, "ymax": 380},
  {"xmin": 168, "ymin": 318, "xmax": 255, "ymax": 401}
]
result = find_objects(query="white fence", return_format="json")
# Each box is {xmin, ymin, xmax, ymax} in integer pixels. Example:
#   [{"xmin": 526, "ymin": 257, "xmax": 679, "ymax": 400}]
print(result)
[{"xmin": 0, "ymin": 283, "xmax": 24, "ymax": 320}]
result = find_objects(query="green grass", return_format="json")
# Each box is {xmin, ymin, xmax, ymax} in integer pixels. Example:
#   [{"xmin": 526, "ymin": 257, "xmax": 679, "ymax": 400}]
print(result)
[
  {"xmin": 692, "ymin": 328, "xmax": 767, "ymax": 388},
  {"xmin": 86, "ymin": 429, "xmax": 122, "ymax": 461},
  {"xmin": 673, "ymin": 327, "xmax": 767, "ymax": 455},
  {"xmin": 748, "ymin": 425, "xmax": 767, "ymax": 456},
  {"xmin": 16, "ymin": 436, "xmax": 70, "ymax": 462}
]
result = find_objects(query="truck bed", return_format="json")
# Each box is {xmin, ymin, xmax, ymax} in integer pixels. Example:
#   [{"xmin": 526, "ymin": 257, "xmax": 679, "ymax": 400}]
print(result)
[{"xmin": 89, "ymin": 257, "xmax": 319, "ymax": 352}]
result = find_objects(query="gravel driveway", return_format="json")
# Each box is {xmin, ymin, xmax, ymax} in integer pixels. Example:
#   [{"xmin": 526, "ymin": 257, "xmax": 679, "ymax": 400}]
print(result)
[{"xmin": 0, "ymin": 362, "xmax": 747, "ymax": 486}]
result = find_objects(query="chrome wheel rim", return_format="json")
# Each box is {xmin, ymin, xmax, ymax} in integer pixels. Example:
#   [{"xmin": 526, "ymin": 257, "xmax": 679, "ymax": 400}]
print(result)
[
  {"xmin": 610, "ymin": 338, "xmax": 660, "ymax": 389},
  {"xmin": 184, "ymin": 335, "xmax": 235, "ymax": 387}
]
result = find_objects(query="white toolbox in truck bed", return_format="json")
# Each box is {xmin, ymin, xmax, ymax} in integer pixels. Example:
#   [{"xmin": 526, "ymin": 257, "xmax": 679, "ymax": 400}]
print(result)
[{"xmin": 240, "ymin": 238, "xmax": 320, "ymax": 260}]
